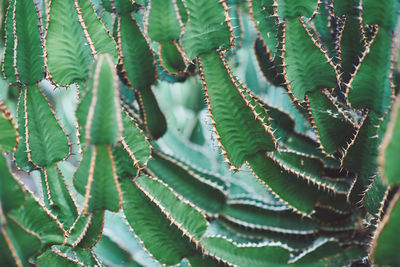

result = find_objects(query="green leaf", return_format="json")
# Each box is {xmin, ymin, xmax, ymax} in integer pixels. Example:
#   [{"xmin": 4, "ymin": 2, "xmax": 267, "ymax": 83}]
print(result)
[
  {"xmin": 2, "ymin": 0, "xmax": 44, "ymax": 85},
  {"xmin": 379, "ymin": 96, "xmax": 400, "ymax": 185},
  {"xmin": 363, "ymin": 0, "xmax": 399, "ymax": 30},
  {"xmin": 290, "ymin": 238, "xmax": 366, "ymax": 266},
  {"xmin": 182, "ymin": 0, "xmax": 232, "ymax": 60},
  {"xmin": 116, "ymin": 14, "xmax": 156, "ymax": 91},
  {"xmin": 14, "ymin": 87, "xmax": 35, "ymax": 171},
  {"xmin": 0, "ymin": 152, "xmax": 24, "ymax": 213},
  {"xmin": 112, "ymin": 144, "xmax": 139, "ymax": 178},
  {"xmin": 342, "ymin": 112, "xmax": 381, "ymax": 202},
  {"xmin": 250, "ymin": 0, "xmax": 278, "ymax": 57},
  {"xmin": 247, "ymin": 152, "xmax": 321, "ymax": 216},
  {"xmin": 40, "ymin": 163, "xmax": 78, "ymax": 229},
  {"xmin": 147, "ymin": 151, "xmax": 227, "ymax": 216},
  {"xmin": 25, "ymin": 84, "xmax": 70, "ymax": 167},
  {"xmin": 75, "ymin": 0, "xmax": 118, "ymax": 59},
  {"xmin": 101, "ymin": 0, "xmax": 137, "ymax": 14},
  {"xmin": 254, "ymin": 37, "xmax": 285, "ymax": 87},
  {"xmin": 72, "ymin": 247, "xmax": 104, "ymax": 267},
  {"xmin": 121, "ymin": 177, "xmax": 202, "ymax": 265},
  {"xmin": 0, "ymin": 217, "xmax": 42, "ymax": 267},
  {"xmin": 221, "ymin": 197, "xmax": 319, "ymax": 234},
  {"xmin": 276, "ymin": 0, "xmax": 319, "ymax": 19},
  {"xmin": 2, "ymin": 0, "xmax": 17, "ymax": 84},
  {"xmin": 94, "ymin": 235, "xmax": 141, "ymax": 267},
  {"xmin": 120, "ymin": 109, "xmax": 151, "ymax": 167},
  {"xmin": 7, "ymin": 196, "xmax": 65, "ymax": 245},
  {"xmin": 0, "ymin": 102, "xmax": 17, "ymax": 152},
  {"xmin": 187, "ymin": 252, "xmax": 226, "ymax": 267},
  {"xmin": 159, "ymin": 41, "xmax": 186, "ymax": 75},
  {"xmin": 201, "ymin": 236, "xmax": 291, "ymax": 267},
  {"xmin": 85, "ymin": 54, "xmax": 122, "ymax": 145},
  {"xmin": 73, "ymin": 144, "xmax": 122, "ymax": 214},
  {"xmin": 282, "ymin": 17, "xmax": 337, "ymax": 101},
  {"xmin": 176, "ymin": 0, "xmax": 187, "ymax": 24},
  {"xmin": 76, "ymin": 85, "xmax": 92, "ymax": 149},
  {"xmin": 36, "ymin": 248, "xmax": 81, "ymax": 266},
  {"xmin": 306, "ymin": 90, "xmax": 356, "ymax": 156},
  {"xmin": 135, "ymin": 175, "xmax": 208, "ymax": 240},
  {"xmin": 45, "ymin": 0, "xmax": 93, "ymax": 86},
  {"xmin": 65, "ymin": 211, "xmax": 105, "ymax": 248},
  {"xmin": 251, "ymin": 93, "xmax": 326, "ymax": 160},
  {"xmin": 156, "ymin": 130, "xmax": 212, "ymax": 171},
  {"xmin": 346, "ymin": 29, "xmax": 394, "ymax": 115},
  {"xmin": 338, "ymin": 2, "xmax": 365, "ymax": 84},
  {"xmin": 199, "ymin": 51, "xmax": 276, "ymax": 168},
  {"xmin": 136, "ymin": 87, "xmax": 167, "ymax": 139},
  {"xmin": 146, "ymin": 0, "xmax": 181, "ymax": 42},
  {"xmin": 270, "ymin": 149, "xmax": 351, "ymax": 194},
  {"xmin": 362, "ymin": 176, "xmax": 389, "ymax": 217},
  {"xmin": 371, "ymin": 190, "xmax": 400, "ymax": 266},
  {"xmin": 209, "ymin": 218, "xmax": 316, "ymax": 250}
]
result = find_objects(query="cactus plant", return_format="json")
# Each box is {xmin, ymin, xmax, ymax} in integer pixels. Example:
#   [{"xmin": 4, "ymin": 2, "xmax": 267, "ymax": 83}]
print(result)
[{"xmin": 0, "ymin": 0, "xmax": 400, "ymax": 266}]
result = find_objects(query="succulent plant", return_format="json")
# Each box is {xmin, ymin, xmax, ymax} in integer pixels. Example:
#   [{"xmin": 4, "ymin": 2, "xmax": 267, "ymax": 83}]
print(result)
[{"xmin": 0, "ymin": 0, "xmax": 400, "ymax": 266}]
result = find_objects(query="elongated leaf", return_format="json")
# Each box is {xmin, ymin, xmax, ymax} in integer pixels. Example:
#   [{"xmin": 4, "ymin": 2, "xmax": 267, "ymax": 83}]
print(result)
[
  {"xmin": 159, "ymin": 41, "xmax": 186, "ymax": 75},
  {"xmin": 75, "ymin": 0, "xmax": 118, "ymax": 59},
  {"xmin": 120, "ymin": 109, "xmax": 151, "ymax": 167},
  {"xmin": 85, "ymin": 54, "xmax": 122, "ymax": 145},
  {"xmin": 2, "ymin": 0, "xmax": 44, "ymax": 85},
  {"xmin": 342, "ymin": 112, "xmax": 381, "ymax": 201},
  {"xmin": 134, "ymin": 175, "xmax": 208, "ymax": 240},
  {"xmin": 2, "ymin": 0, "xmax": 17, "ymax": 84},
  {"xmin": 201, "ymin": 236, "xmax": 291, "ymax": 267},
  {"xmin": 276, "ymin": 0, "xmax": 318, "ymax": 19},
  {"xmin": 146, "ymin": 0, "xmax": 181, "ymax": 42},
  {"xmin": 147, "ymin": 151, "xmax": 227, "ymax": 216},
  {"xmin": 362, "ymin": 176, "xmax": 389, "ymax": 217},
  {"xmin": 282, "ymin": 17, "xmax": 337, "ymax": 101},
  {"xmin": 250, "ymin": 0, "xmax": 278, "ymax": 57},
  {"xmin": 0, "ymin": 102, "xmax": 17, "ymax": 152},
  {"xmin": 208, "ymin": 219, "xmax": 316, "ymax": 250},
  {"xmin": 0, "ymin": 217, "xmax": 42, "ymax": 267},
  {"xmin": 199, "ymin": 51, "xmax": 276, "ymax": 168},
  {"xmin": 101, "ymin": 0, "xmax": 137, "ymax": 14},
  {"xmin": 94, "ymin": 235, "xmax": 139, "ymax": 267},
  {"xmin": 0, "ymin": 153, "xmax": 24, "ymax": 213},
  {"xmin": 379, "ymin": 96, "xmax": 400, "ymax": 185},
  {"xmin": 41, "ymin": 163, "xmax": 78, "ymax": 229},
  {"xmin": 25, "ymin": 84, "xmax": 70, "ymax": 167},
  {"xmin": 182, "ymin": 0, "xmax": 232, "ymax": 60},
  {"xmin": 7, "ymin": 196, "xmax": 65, "ymax": 245},
  {"xmin": 14, "ymin": 87, "xmax": 35, "ymax": 171},
  {"xmin": 254, "ymin": 37, "xmax": 285, "ymax": 87},
  {"xmin": 136, "ymin": 87, "xmax": 167, "ymax": 139},
  {"xmin": 36, "ymin": 248, "xmax": 82, "ymax": 266},
  {"xmin": 363, "ymin": 0, "xmax": 398, "ymax": 30},
  {"xmin": 74, "ymin": 145, "xmax": 122, "ymax": 214},
  {"xmin": 66, "ymin": 211, "xmax": 105, "ymax": 248},
  {"xmin": 222, "ymin": 199, "xmax": 319, "ymax": 234},
  {"xmin": 290, "ymin": 238, "xmax": 366, "ymax": 266},
  {"xmin": 371, "ymin": 190, "xmax": 400, "ymax": 266},
  {"xmin": 247, "ymin": 152, "xmax": 321, "ymax": 216},
  {"xmin": 346, "ymin": 29, "xmax": 394, "ymax": 115},
  {"xmin": 116, "ymin": 14, "xmax": 156, "ymax": 91},
  {"xmin": 306, "ymin": 90, "xmax": 356, "ymax": 156},
  {"xmin": 121, "ymin": 177, "xmax": 202, "ymax": 265},
  {"xmin": 338, "ymin": 2, "xmax": 364, "ymax": 84},
  {"xmin": 270, "ymin": 149, "xmax": 351, "ymax": 194},
  {"xmin": 45, "ymin": 0, "xmax": 93, "ymax": 86}
]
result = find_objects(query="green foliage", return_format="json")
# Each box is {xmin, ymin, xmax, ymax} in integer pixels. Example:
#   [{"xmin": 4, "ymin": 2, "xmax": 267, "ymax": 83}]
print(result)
[{"xmin": 1, "ymin": 0, "xmax": 400, "ymax": 266}]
